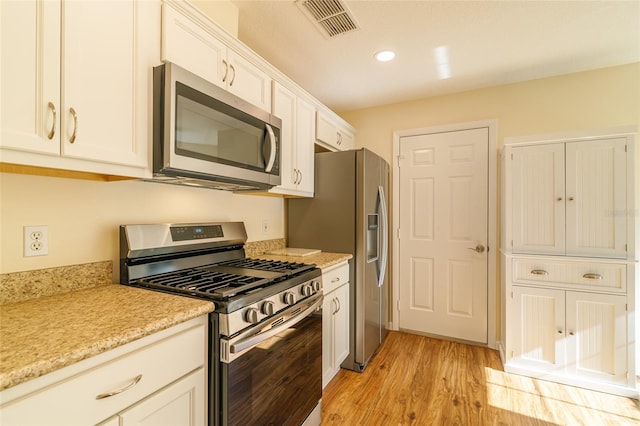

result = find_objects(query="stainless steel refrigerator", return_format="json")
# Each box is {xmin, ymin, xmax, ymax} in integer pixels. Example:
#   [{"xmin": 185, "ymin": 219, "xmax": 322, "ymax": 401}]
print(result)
[{"xmin": 287, "ymin": 148, "xmax": 389, "ymax": 372}]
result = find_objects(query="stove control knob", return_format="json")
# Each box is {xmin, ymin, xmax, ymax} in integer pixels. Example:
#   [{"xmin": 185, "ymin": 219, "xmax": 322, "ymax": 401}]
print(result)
[
  {"xmin": 245, "ymin": 308, "xmax": 260, "ymax": 324},
  {"xmin": 284, "ymin": 292, "xmax": 296, "ymax": 305},
  {"xmin": 301, "ymin": 284, "xmax": 313, "ymax": 297},
  {"xmin": 261, "ymin": 301, "xmax": 275, "ymax": 316},
  {"xmin": 312, "ymin": 280, "xmax": 322, "ymax": 292}
]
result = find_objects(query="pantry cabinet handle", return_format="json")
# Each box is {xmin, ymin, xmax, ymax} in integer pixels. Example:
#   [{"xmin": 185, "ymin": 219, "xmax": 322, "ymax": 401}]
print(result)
[
  {"xmin": 583, "ymin": 273, "xmax": 603, "ymax": 280},
  {"xmin": 69, "ymin": 107, "xmax": 78, "ymax": 143},
  {"xmin": 229, "ymin": 64, "xmax": 236, "ymax": 86},
  {"xmin": 297, "ymin": 169, "xmax": 302, "ymax": 185},
  {"xmin": 331, "ymin": 277, "xmax": 340, "ymax": 283},
  {"xmin": 47, "ymin": 102, "xmax": 57, "ymax": 140},
  {"xmin": 95, "ymin": 374, "xmax": 142, "ymax": 400},
  {"xmin": 531, "ymin": 269, "xmax": 549, "ymax": 276},
  {"xmin": 222, "ymin": 59, "xmax": 229, "ymax": 82}
]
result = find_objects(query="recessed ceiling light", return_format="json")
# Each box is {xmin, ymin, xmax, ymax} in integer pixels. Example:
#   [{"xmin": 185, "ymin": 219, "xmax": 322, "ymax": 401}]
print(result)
[
  {"xmin": 433, "ymin": 45, "xmax": 451, "ymax": 79},
  {"xmin": 374, "ymin": 50, "xmax": 396, "ymax": 62}
]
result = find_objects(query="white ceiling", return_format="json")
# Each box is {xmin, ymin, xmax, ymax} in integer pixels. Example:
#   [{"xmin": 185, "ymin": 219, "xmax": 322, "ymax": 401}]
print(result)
[{"xmin": 230, "ymin": 0, "xmax": 640, "ymax": 112}]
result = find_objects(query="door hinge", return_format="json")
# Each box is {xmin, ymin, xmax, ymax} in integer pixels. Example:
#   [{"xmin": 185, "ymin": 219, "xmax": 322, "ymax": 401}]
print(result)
[
  {"xmin": 511, "ymin": 153, "xmax": 514, "ymax": 160},
  {"xmin": 625, "ymin": 243, "xmax": 628, "ymax": 252},
  {"xmin": 625, "ymin": 303, "xmax": 628, "ymax": 312},
  {"xmin": 511, "ymin": 291, "xmax": 514, "ymax": 299},
  {"xmin": 397, "ymin": 228, "xmax": 401, "ymax": 239},
  {"xmin": 510, "ymin": 239, "xmax": 513, "ymax": 247},
  {"xmin": 625, "ymin": 144, "xmax": 627, "ymax": 153},
  {"xmin": 397, "ymin": 155, "xmax": 405, "ymax": 167}
]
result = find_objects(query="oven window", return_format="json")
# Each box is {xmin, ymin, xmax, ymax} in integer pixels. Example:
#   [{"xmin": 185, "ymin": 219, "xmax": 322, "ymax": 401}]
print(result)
[{"xmin": 221, "ymin": 314, "xmax": 322, "ymax": 426}]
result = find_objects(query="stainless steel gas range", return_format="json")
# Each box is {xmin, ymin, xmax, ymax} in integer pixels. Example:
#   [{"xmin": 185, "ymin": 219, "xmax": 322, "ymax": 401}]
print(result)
[{"xmin": 119, "ymin": 222, "xmax": 323, "ymax": 426}]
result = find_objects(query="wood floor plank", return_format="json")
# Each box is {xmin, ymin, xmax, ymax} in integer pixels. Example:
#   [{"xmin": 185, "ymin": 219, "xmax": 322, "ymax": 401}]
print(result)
[{"xmin": 321, "ymin": 331, "xmax": 640, "ymax": 425}]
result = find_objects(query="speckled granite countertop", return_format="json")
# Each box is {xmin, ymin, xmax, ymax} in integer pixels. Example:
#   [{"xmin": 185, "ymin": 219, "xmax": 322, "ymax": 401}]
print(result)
[
  {"xmin": 0, "ymin": 284, "xmax": 214, "ymax": 391},
  {"xmin": 255, "ymin": 252, "xmax": 352, "ymax": 269}
]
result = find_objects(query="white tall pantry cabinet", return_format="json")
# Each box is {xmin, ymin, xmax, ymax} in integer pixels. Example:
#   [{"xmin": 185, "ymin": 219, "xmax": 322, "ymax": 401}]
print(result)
[{"xmin": 500, "ymin": 128, "xmax": 638, "ymax": 397}]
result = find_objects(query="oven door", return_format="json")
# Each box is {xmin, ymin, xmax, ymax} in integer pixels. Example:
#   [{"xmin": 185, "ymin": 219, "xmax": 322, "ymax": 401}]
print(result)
[{"xmin": 220, "ymin": 294, "xmax": 323, "ymax": 426}]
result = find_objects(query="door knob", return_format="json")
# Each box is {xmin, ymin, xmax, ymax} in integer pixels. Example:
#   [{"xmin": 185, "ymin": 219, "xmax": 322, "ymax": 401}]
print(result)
[{"xmin": 467, "ymin": 244, "xmax": 485, "ymax": 253}]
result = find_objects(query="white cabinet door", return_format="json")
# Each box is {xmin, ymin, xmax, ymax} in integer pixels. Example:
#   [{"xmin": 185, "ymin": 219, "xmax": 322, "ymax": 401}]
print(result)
[
  {"xmin": 509, "ymin": 286, "xmax": 565, "ymax": 372},
  {"xmin": 162, "ymin": 3, "xmax": 227, "ymax": 89},
  {"xmin": 0, "ymin": 0, "xmax": 60, "ymax": 155},
  {"xmin": 269, "ymin": 83, "xmax": 314, "ymax": 197},
  {"xmin": 565, "ymin": 291, "xmax": 627, "ymax": 384},
  {"xmin": 321, "ymin": 293, "xmax": 335, "ymax": 388},
  {"xmin": 316, "ymin": 110, "xmax": 354, "ymax": 151},
  {"xmin": 565, "ymin": 138, "xmax": 627, "ymax": 258},
  {"xmin": 162, "ymin": 3, "xmax": 271, "ymax": 113},
  {"xmin": 511, "ymin": 144, "xmax": 565, "ymax": 255},
  {"xmin": 61, "ymin": 0, "xmax": 144, "ymax": 168},
  {"xmin": 120, "ymin": 368, "xmax": 205, "ymax": 426},
  {"xmin": 322, "ymin": 281, "xmax": 350, "ymax": 388},
  {"xmin": 294, "ymin": 96, "xmax": 315, "ymax": 195},
  {"xmin": 226, "ymin": 49, "xmax": 271, "ymax": 113},
  {"xmin": 333, "ymin": 283, "xmax": 350, "ymax": 370},
  {"xmin": 272, "ymin": 82, "xmax": 296, "ymax": 191}
]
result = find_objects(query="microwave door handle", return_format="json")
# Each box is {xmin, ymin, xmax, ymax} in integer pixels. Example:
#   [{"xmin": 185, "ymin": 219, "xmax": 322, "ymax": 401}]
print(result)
[
  {"xmin": 264, "ymin": 124, "xmax": 277, "ymax": 173},
  {"xmin": 377, "ymin": 185, "xmax": 389, "ymax": 288}
]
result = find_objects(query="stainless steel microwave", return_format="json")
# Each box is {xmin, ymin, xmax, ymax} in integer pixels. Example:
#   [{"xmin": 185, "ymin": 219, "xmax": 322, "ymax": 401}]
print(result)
[{"xmin": 151, "ymin": 62, "xmax": 281, "ymax": 191}]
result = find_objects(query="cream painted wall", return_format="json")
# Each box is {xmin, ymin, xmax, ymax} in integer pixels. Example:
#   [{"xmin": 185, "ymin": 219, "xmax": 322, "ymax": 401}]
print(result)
[
  {"xmin": 341, "ymin": 63, "xmax": 640, "ymax": 165},
  {"xmin": 191, "ymin": 0, "xmax": 239, "ymax": 37},
  {"xmin": 0, "ymin": 173, "xmax": 284, "ymax": 275}
]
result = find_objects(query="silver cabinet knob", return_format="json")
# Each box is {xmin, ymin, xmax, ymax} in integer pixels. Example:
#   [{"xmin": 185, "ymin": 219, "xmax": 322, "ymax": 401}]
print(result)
[
  {"xmin": 245, "ymin": 308, "xmax": 259, "ymax": 324},
  {"xmin": 261, "ymin": 301, "xmax": 275, "ymax": 316}
]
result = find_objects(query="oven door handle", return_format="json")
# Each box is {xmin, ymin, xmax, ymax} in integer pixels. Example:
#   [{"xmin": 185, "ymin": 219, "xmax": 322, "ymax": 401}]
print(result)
[{"xmin": 230, "ymin": 295, "xmax": 323, "ymax": 354}]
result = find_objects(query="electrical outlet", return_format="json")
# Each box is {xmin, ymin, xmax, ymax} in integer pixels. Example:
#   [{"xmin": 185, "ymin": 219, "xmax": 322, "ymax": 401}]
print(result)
[
  {"xmin": 24, "ymin": 226, "xmax": 49, "ymax": 257},
  {"xmin": 262, "ymin": 220, "xmax": 269, "ymax": 235}
]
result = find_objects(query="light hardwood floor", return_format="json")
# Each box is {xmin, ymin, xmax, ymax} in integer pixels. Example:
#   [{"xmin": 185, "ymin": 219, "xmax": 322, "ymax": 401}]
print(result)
[{"xmin": 321, "ymin": 331, "xmax": 640, "ymax": 425}]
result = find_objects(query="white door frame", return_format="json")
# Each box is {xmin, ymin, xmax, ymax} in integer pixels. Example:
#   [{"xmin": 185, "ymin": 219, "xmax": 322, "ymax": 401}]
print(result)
[{"xmin": 392, "ymin": 119, "xmax": 498, "ymax": 349}]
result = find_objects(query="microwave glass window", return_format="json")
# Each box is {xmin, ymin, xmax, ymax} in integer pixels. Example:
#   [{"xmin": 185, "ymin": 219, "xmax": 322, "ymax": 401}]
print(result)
[{"xmin": 176, "ymin": 95, "xmax": 263, "ymax": 168}]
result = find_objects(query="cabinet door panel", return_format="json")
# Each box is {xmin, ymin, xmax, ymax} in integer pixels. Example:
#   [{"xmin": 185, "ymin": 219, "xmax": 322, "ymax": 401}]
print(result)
[
  {"xmin": 62, "ymin": 0, "xmax": 143, "ymax": 167},
  {"xmin": 162, "ymin": 3, "xmax": 226, "ymax": 88},
  {"xmin": 0, "ymin": 0, "xmax": 60, "ymax": 155},
  {"xmin": 333, "ymin": 284, "xmax": 350, "ymax": 368},
  {"xmin": 565, "ymin": 139, "xmax": 627, "ymax": 258},
  {"xmin": 120, "ymin": 368, "xmax": 205, "ymax": 426},
  {"xmin": 511, "ymin": 144, "xmax": 565, "ymax": 254},
  {"xmin": 227, "ymin": 50, "xmax": 271, "ymax": 112},
  {"xmin": 565, "ymin": 292, "xmax": 627, "ymax": 384},
  {"xmin": 295, "ymin": 96, "xmax": 315, "ymax": 195},
  {"xmin": 510, "ymin": 286, "xmax": 565, "ymax": 372},
  {"xmin": 321, "ymin": 294, "xmax": 334, "ymax": 388},
  {"xmin": 272, "ymin": 82, "xmax": 296, "ymax": 190}
]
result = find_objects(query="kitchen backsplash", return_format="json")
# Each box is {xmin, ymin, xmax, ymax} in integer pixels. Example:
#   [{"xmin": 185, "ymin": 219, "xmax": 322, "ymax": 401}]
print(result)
[
  {"xmin": 0, "ymin": 239, "xmax": 286, "ymax": 305},
  {"xmin": 0, "ymin": 261, "xmax": 112, "ymax": 305}
]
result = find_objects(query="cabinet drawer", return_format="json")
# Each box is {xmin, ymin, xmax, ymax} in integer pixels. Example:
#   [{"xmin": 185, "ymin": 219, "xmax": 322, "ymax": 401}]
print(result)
[
  {"xmin": 512, "ymin": 258, "xmax": 626, "ymax": 293},
  {"xmin": 322, "ymin": 261, "xmax": 349, "ymax": 294},
  {"xmin": 0, "ymin": 320, "xmax": 206, "ymax": 426}
]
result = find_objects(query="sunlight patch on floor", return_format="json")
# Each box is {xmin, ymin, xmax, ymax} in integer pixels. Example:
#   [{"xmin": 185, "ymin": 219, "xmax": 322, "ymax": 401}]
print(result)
[{"xmin": 484, "ymin": 367, "xmax": 640, "ymax": 425}]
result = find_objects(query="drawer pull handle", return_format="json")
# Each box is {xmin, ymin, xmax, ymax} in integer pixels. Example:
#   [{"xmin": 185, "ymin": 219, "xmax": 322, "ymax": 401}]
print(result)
[
  {"xmin": 331, "ymin": 277, "xmax": 340, "ymax": 283},
  {"xmin": 96, "ymin": 374, "xmax": 142, "ymax": 400},
  {"xmin": 530, "ymin": 270, "xmax": 549, "ymax": 276},
  {"xmin": 583, "ymin": 273, "xmax": 603, "ymax": 280}
]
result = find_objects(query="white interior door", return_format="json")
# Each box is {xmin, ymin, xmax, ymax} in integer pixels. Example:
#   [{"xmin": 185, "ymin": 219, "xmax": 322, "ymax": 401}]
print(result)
[{"xmin": 398, "ymin": 127, "xmax": 489, "ymax": 343}]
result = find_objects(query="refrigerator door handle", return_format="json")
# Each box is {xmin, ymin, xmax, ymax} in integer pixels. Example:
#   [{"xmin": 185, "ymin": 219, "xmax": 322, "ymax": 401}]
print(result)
[{"xmin": 377, "ymin": 185, "xmax": 389, "ymax": 288}]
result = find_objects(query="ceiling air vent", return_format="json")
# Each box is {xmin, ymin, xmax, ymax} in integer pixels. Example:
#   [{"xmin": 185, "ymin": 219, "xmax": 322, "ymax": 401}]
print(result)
[{"xmin": 296, "ymin": 0, "xmax": 360, "ymax": 38}]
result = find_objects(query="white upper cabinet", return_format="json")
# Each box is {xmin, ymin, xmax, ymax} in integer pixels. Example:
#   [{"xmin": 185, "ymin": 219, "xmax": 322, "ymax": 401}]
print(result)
[
  {"xmin": 162, "ymin": 2, "xmax": 271, "ymax": 113},
  {"xmin": 0, "ymin": 0, "xmax": 157, "ymax": 177},
  {"xmin": 316, "ymin": 109, "xmax": 355, "ymax": 151},
  {"xmin": 508, "ymin": 137, "xmax": 629, "ymax": 259},
  {"xmin": 269, "ymin": 82, "xmax": 315, "ymax": 197},
  {"xmin": 0, "ymin": 0, "xmax": 60, "ymax": 156}
]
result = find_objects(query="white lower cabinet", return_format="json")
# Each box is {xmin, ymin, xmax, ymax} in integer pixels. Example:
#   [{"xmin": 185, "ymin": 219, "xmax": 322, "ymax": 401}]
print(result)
[
  {"xmin": 503, "ymin": 255, "xmax": 635, "ymax": 396},
  {"xmin": 100, "ymin": 368, "xmax": 205, "ymax": 426},
  {"xmin": 322, "ymin": 261, "xmax": 350, "ymax": 388},
  {"xmin": 0, "ymin": 316, "xmax": 208, "ymax": 426}
]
